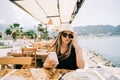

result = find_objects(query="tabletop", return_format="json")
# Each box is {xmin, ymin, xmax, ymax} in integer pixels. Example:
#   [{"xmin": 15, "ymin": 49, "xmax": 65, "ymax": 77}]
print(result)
[
  {"xmin": 0, "ymin": 68, "xmax": 73, "ymax": 80},
  {"xmin": 0, "ymin": 67, "xmax": 120, "ymax": 80}
]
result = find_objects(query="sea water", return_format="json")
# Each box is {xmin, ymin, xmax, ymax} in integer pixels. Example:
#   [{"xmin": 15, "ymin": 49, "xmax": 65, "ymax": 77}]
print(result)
[{"xmin": 79, "ymin": 36, "xmax": 120, "ymax": 67}]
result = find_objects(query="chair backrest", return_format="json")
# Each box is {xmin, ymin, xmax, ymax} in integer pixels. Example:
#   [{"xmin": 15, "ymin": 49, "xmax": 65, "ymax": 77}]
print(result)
[
  {"xmin": 22, "ymin": 48, "xmax": 37, "ymax": 68},
  {"xmin": 0, "ymin": 57, "xmax": 32, "ymax": 69},
  {"xmin": 32, "ymin": 43, "xmax": 41, "ymax": 49},
  {"xmin": 22, "ymin": 47, "xmax": 36, "ymax": 55}
]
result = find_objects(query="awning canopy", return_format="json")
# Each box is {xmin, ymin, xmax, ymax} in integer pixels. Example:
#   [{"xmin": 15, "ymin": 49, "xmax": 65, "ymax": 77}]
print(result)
[{"xmin": 10, "ymin": 0, "xmax": 85, "ymax": 28}]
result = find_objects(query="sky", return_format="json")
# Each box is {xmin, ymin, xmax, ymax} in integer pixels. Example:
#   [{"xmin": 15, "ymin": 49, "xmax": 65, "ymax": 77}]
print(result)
[
  {"xmin": 0, "ymin": 0, "xmax": 120, "ymax": 29},
  {"xmin": 72, "ymin": 0, "xmax": 120, "ymax": 27},
  {"xmin": 0, "ymin": 0, "xmax": 40, "ymax": 29}
]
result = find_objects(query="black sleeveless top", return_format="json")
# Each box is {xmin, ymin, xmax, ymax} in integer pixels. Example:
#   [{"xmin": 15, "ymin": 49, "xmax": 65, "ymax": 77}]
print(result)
[{"xmin": 56, "ymin": 47, "xmax": 78, "ymax": 70}]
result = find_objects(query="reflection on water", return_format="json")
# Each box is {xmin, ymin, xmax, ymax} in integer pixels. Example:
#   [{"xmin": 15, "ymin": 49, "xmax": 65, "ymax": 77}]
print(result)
[{"xmin": 78, "ymin": 36, "xmax": 120, "ymax": 67}]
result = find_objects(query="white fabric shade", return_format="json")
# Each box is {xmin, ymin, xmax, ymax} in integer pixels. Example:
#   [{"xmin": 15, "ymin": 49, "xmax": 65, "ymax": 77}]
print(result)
[{"xmin": 10, "ymin": 0, "xmax": 85, "ymax": 28}]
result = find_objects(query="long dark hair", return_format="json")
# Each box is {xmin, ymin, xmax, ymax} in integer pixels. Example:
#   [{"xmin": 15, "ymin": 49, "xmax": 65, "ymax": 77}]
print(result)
[{"xmin": 50, "ymin": 32, "xmax": 73, "ymax": 60}]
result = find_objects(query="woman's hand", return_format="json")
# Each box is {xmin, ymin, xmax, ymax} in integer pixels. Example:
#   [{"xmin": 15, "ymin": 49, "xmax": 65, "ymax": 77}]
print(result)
[{"xmin": 43, "ymin": 56, "xmax": 57, "ymax": 68}]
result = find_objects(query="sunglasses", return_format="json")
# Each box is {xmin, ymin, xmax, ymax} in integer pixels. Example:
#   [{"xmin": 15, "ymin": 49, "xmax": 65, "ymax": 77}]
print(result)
[{"xmin": 62, "ymin": 32, "xmax": 73, "ymax": 39}]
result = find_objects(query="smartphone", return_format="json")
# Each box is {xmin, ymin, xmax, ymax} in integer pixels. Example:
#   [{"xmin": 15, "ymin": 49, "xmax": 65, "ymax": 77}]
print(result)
[{"xmin": 48, "ymin": 52, "xmax": 59, "ymax": 64}]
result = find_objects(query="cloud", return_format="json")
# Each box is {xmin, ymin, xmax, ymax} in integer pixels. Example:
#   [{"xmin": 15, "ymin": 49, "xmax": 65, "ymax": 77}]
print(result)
[{"xmin": 0, "ymin": 19, "xmax": 5, "ymax": 24}]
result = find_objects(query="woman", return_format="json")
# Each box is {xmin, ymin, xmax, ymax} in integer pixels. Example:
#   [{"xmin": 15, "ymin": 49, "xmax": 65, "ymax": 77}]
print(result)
[{"xmin": 43, "ymin": 25, "xmax": 85, "ymax": 70}]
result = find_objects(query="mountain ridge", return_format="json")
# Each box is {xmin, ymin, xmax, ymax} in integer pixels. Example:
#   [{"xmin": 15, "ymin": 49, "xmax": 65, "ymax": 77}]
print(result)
[{"xmin": 73, "ymin": 24, "xmax": 120, "ymax": 35}]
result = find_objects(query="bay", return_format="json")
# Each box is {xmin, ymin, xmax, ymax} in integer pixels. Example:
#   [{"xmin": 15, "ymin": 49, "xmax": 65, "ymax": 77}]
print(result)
[{"xmin": 78, "ymin": 36, "xmax": 120, "ymax": 67}]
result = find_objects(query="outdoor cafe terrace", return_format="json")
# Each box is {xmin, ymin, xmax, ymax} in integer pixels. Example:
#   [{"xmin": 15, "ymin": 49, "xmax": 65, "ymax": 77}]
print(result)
[{"xmin": 0, "ymin": 39, "xmax": 120, "ymax": 80}]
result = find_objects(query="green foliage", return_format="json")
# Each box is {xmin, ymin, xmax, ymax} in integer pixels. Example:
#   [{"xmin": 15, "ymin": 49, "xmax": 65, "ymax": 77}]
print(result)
[
  {"xmin": 0, "ymin": 32, "xmax": 2, "ymax": 38},
  {"xmin": 5, "ymin": 28, "xmax": 12, "ymax": 35},
  {"xmin": 0, "ymin": 42, "xmax": 5, "ymax": 46},
  {"xmin": 37, "ymin": 24, "xmax": 49, "ymax": 40},
  {"xmin": 9, "ymin": 23, "xmax": 20, "ymax": 30},
  {"xmin": 7, "ymin": 23, "xmax": 23, "ymax": 40},
  {"xmin": 23, "ymin": 29, "xmax": 36, "ymax": 39}
]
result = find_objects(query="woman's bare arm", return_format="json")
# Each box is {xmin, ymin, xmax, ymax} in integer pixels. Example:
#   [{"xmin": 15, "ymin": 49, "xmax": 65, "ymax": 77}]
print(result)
[
  {"xmin": 75, "ymin": 46, "xmax": 85, "ymax": 68},
  {"xmin": 72, "ymin": 34, "xmax": 85, "ymax": 68}
]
